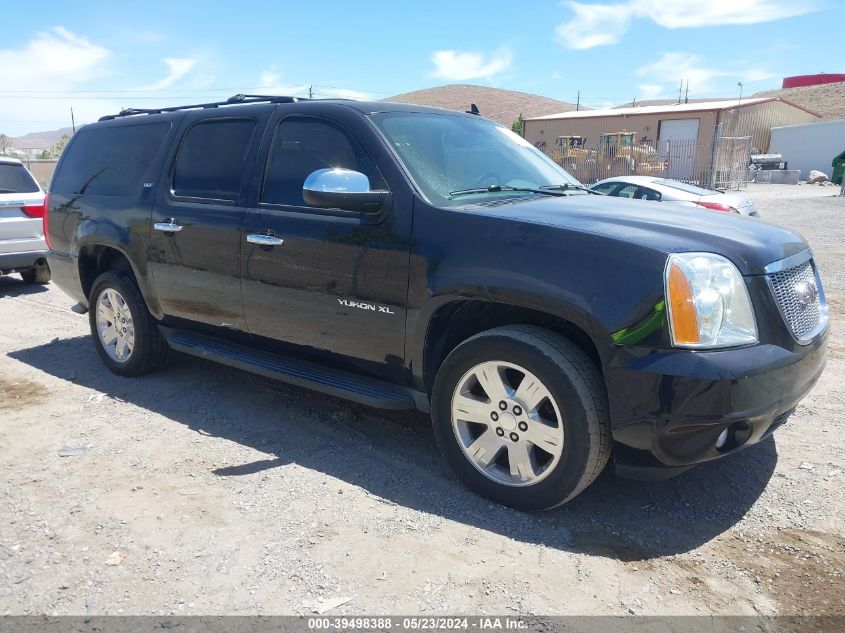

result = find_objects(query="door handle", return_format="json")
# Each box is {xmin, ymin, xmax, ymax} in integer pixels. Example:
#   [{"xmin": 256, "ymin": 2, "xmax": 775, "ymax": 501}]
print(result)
[
  {"xmin": 153, "ymin": 220, "xmax": 183, "ymax": 233},
  {"xmin": 246, "ymin": 234, "xmax": 284, "ymax": 246}
]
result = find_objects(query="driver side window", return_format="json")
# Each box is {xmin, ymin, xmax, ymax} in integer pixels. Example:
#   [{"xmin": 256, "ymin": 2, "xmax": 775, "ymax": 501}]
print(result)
[{"xmin": 261, "ymin": 118, "xmax": 385, "ymax": 207}]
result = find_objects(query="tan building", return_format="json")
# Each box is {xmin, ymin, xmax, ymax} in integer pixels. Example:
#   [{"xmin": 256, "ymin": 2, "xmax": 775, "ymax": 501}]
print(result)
[{"xmin": 524, "ymin": 98, "xmax": 820, "ymax": 182}]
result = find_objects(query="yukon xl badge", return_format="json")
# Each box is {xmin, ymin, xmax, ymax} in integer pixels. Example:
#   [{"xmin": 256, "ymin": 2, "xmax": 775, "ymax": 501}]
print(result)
[{"xmin": 338, "ymin": 298, "xmax": 395, "ymax": 315}]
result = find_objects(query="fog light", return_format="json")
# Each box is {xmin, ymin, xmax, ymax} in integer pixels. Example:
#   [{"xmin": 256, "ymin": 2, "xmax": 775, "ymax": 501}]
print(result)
[{"xmin": 715, "ymin": 428, "xmax": 729, "ymax": 449}]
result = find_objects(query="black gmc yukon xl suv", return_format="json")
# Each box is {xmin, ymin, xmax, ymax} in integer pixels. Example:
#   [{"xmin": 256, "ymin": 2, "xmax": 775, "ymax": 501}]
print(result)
[{"xmin": 45, "ymin": 95, "xmax": 828, "ymax": 510}]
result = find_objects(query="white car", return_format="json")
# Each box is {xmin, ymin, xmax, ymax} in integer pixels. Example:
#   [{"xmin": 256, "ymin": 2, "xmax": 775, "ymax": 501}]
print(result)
[
  {"xmin": 590, "ymin": 176, "xmax": 759, "ymax": 217},
  {"xmin": 0, "ymin": 157, "xmax": 51, "ymax": 284}
]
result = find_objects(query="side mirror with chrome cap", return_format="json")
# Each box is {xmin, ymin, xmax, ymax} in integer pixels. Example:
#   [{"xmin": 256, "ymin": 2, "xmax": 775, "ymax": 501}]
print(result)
[{"xmin": 302, "ymin": 168, "xmax": 390, "ymax": 214}]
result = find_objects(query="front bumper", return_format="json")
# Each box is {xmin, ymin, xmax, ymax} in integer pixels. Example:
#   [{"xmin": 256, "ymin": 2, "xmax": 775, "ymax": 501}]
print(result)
[
  {"xmin": 0, "ymin": 250, "xmax": 47, "ymax": 274},
  {"xmin": 605, "ymin": 330, "xmax": 828, "ymax": 477}
]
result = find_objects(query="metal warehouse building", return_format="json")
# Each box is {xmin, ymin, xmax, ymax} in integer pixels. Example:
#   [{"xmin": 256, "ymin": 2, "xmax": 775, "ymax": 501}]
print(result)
[
  {"xmin": 523, "ymin": 98, "xmax": 820, "ymax": 183},
  {"xmin": 770, "ymin": 118, "xmax": 845, "ymax": 179}
]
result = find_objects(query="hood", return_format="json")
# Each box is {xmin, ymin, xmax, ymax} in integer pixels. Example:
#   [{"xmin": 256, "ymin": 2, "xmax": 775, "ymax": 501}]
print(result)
[{"xmin": 476, "ymin": 194, "xmax": 807, "ymax": 275}]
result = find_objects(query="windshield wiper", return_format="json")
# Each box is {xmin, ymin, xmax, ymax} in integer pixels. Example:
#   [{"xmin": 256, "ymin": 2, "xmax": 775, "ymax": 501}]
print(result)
[
  {"xmin": 449, "ymin": 184, "xmax": 565, "ymax": 198},
  {"xmin": 541, "ymin": 183, "xmax": 604, "ymax": 195}
]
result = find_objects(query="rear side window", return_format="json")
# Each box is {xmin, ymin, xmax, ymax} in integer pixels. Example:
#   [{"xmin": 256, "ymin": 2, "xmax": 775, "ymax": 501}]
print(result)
[
  {"xmin": 0, "ymin": 163, "xmax": 40, "ymax": 193},
  {"xmin": 172, "ymin": 118, "xmax": 256, "ymax": 202},
  {"xmin": 591, "ymin": 182, "xmax": 617, "ymax": 194},
  {"xmin": 615, "ymin": 184, "xmax": 639, "ymax": 199},
  {"xmin": 639, "ymin": 186, "xmax": 662, "ymax": 201},
  {"xmin": 52, "ymin": 122, "xmax": 170, "ymax": 196}
]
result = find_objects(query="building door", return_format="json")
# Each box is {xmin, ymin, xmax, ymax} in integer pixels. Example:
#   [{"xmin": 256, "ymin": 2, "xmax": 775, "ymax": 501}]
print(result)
[{"xmin": 658, "ymin": 119, "xmax": 700, "ymax": 181}]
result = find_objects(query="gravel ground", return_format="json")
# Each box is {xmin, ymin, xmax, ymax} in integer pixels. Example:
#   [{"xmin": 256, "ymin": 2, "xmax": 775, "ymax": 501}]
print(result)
[{"xmin": 0, "ymin": 183, "xmax": 843, "ymax": 616}]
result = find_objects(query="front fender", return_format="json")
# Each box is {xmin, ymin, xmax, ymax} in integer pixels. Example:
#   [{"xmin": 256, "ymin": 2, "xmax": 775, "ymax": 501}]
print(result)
[{"xmin": 406, "ymin": 198, "xmax": 672, "ymax": 391}]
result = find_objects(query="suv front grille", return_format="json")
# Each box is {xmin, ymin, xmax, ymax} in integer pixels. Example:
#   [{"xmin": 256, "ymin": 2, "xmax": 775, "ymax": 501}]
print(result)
[{"xmin": 767, "ymin": 259, "xmax": 827, "ymax": 343}]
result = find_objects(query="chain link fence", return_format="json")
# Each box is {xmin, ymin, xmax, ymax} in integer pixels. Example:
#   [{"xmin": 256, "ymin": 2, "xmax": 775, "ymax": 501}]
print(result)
[{"xmin": 539, "ymin": 135, "xmax": 752, "ymax": 190}]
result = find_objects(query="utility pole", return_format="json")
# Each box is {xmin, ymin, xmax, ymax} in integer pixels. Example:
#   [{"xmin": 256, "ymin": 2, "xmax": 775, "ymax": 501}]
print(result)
[
  {"xmin": 576, "ymin": 90, "xmax": 580, "ymax": 111},
  {"xmin": 684, "ymin": 81, "xmax": 689, "ymax": 104},
  {"xmin": 737, "ymin": 82, "xmax": 744, "ymax": 105},
  {"xmin": 70, "ymin": 107, "xmax": 76, "ymax": 134},
  {"xmin": 678, "ymin": 80, "xmax": 683, "ymax": 104},
  {"xmin": 632, "ymin": 97, "xmax": 637, "ymax": 107},
  {"xmin": 308, "ymin": 85, "xmax": 314, "ymax": 99}
]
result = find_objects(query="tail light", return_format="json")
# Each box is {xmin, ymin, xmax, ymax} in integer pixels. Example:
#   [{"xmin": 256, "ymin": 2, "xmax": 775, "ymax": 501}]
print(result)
[
  {"xmin": 696, "ymin": 201, "xmax": 738, "ymax": 213},
  {"xmin": 22, "ymin": 199, "xmax": 47, "ymax": 218},
  {"xmin": 42, "ymin": 193, "xmax": 51, "ymax": 249}
]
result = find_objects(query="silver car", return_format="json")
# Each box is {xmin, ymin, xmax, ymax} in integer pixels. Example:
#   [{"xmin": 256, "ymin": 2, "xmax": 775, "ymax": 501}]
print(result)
[
  {"xmin": 0, "ymin": 157, "xmax": 51, "ymax": 284},
  {"xmin": 590, "ymin": 176, "xmax": 759, "ymax": 216}
]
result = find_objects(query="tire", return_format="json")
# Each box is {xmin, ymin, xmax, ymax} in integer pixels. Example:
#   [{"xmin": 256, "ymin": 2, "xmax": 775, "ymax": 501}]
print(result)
[
  {"xmin": 431, "ymin": 325, "xmax": 610, "ymax": 511},
  {"xmin": 20, "ymin": 259, "xmax": 51, "ymax": 284},
  {"xmin": 88, "ymin": 271, "xmax": 169, "ymax": 376}
]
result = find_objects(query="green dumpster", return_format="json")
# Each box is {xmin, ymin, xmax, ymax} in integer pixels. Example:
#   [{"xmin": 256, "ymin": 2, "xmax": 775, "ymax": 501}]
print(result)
[{"xmin": 833, "ymin": 150, "xmax": 845, "ymax": 185}]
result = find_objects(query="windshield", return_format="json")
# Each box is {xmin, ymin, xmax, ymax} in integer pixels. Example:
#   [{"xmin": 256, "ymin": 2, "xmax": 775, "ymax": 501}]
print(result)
[
  {"xmin": 0, "ymin": 163, "xmax": 40, "ymax": 194},
  {"xmin": 371, "ymin": 112, "xmax": 583, "ymax": 207}
]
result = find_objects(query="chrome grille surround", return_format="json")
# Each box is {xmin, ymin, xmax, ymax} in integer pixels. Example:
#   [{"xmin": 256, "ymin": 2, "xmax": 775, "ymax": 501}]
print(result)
[{"xmin": 766, "ymin": 254, "xmax": 828, "ymax": 344}]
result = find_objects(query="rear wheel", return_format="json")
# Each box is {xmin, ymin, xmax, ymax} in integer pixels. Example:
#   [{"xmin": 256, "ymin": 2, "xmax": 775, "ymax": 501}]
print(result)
[
  {"xmin": 431, "ymin": 325, "xmax": 610, "ymax": 511},
  {"xmin": 88, "ymin": 271, "xmax": 169, "ymax": 376},
  {"xmin": 20, "ymin": 259, "xmax": 51, "ymax": 284}
]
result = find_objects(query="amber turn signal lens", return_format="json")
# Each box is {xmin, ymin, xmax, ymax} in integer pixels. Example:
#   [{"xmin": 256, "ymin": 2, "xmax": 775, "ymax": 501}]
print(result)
[{"xmin": 667, "ymin": 262, "xmax": 700, "ymax": 345}]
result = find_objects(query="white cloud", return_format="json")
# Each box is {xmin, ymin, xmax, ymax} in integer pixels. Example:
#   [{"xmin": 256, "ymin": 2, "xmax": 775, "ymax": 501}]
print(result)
[
  {"xmin": 314, "ymin": 87, "xmax": 375, "ymax": 100},
  {"xmin": 138, "ymin": 58, "xmax": 197, "ymax": 91},
  {"xmin": 255, "ymin": 71, "xmax": 373, "ymax": 101},
  {"xmin": 556, "ymin": 0, "xmax": 819, "ymax": 49},
  {"xmin": 0, "ymin": 26, "xmax": 110, "ymax": 89},
  {"xmin": 636, "ymin": 52, "xmax": 776, "ymax": 95},
  {"xmin": 638, "ymin": 84, "xmax": 663, "ymax": 100},
  {"xmin": 256, "ymin": 70, "xmax": 310, "ymax": 97},
  {"xmin": 0, "ymin": 27, "xmax": 116, "ymax": 136},
  {"xmin": 429, "ymin": 47, "xmax": 513, "ymax": 81},
  {"xmin": 635, "ymin": 0, "xmax": 817, "ymax": 28},
  {"xmin": 555, "ymin": 3, "xmax": 634, "ymax": 49}
]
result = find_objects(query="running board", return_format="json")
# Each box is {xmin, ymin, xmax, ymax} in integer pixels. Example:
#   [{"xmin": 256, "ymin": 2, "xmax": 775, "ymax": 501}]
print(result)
[{"xmin": 161, "ymin": 329, "xmax": 418, "ymax": 410}]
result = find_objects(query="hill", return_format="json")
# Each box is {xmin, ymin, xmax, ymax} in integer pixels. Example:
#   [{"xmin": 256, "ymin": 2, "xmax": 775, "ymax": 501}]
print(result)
[
  {"xmin": 753, "ymin": 82, "xmax": 845, "ymax": 120},
  {"xmin": 384, "ymin": 84, "xmax": 582, "ymax": 127},
  {"xmin": 3, "ymin": 127, "xmax": 74, "ymax": 151}
]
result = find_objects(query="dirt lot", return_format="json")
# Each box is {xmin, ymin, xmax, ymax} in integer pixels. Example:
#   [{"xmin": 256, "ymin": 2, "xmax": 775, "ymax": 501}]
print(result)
[{"xmin": 1, "ymin": 184, "xmax": 843, "ymax": 616}]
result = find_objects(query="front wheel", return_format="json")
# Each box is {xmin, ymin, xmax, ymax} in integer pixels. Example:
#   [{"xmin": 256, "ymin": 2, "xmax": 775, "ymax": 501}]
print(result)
[
  {"xmin": 88, "ymin": 271, "xmax": 169, "ymax": 376},
  {"xmin": 431, "ymin": 325, "xmax": 610, "ymax": 511}
]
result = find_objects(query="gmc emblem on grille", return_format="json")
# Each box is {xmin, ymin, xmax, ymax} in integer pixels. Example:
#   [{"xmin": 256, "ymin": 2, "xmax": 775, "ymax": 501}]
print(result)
[{"xmin": 794, "ymin": 280, "xmax": 819, "ymax": 307}]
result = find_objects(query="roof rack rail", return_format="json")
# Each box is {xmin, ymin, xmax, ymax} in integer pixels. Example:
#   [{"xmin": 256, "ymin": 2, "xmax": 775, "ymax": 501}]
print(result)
[{"xmin": 98, "ymin": 93, "xmax": 307, "ymax": 121}]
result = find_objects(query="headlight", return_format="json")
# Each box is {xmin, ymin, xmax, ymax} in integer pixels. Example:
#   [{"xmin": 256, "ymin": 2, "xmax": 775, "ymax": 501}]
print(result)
[{"xmin": 665, "ymin": 253, "xmax": 758, "ymax": 348}]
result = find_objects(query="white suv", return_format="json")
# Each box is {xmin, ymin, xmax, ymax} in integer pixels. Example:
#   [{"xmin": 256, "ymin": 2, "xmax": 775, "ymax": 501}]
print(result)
[{"xmin": 0, "ymin": 156, "xmax": 50, "ymax": 284}]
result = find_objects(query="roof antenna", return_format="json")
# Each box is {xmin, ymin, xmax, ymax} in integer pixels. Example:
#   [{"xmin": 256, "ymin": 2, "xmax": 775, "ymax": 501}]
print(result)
[{"xmin": 466, "ymin": 103, "xmax": 480, "ymax": 115}]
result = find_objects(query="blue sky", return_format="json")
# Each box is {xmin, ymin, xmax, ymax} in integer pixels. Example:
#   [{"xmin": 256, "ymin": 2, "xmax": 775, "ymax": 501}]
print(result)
[{"xmin": 0, "ymin": 0, "xmax": 838, "ymax": 136}]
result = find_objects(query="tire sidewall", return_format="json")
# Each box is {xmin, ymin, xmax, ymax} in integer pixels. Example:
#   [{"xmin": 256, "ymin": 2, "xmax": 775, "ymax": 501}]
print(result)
[{"xmin": 432, "ymin": 333, "xmax": 599, "ymax": 511}]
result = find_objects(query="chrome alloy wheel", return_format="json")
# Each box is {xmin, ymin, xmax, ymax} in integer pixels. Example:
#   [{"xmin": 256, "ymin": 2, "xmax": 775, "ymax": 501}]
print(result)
[
  {"xmin": 95, "ymin": 288, "xmax": 135, "ymax": 363},
  {"xmin": 451, "ymin": 361, "xmax": 564, "ymax": 487}
]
